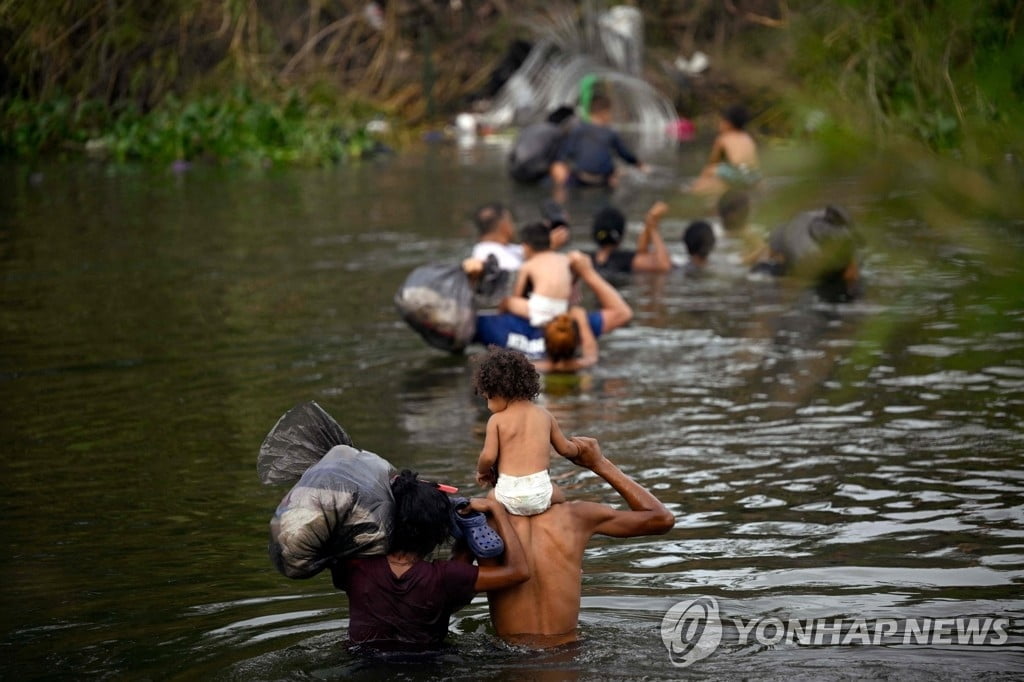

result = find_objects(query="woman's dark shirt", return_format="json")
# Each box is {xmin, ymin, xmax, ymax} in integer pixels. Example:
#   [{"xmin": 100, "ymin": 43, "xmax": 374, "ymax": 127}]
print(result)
[
  {"xmin": 333, "ymin": 556, "xmax": 479, "ymax": 650},
  {"xmin": 586, "ymin": 249, "xmax": 636, "ymax": 277}
]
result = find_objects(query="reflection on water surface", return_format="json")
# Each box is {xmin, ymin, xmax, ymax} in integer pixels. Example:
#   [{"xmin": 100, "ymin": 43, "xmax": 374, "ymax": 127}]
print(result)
[{"xmin": 1, "ymin": 146, "xmax": 1021, "ymax": 679}]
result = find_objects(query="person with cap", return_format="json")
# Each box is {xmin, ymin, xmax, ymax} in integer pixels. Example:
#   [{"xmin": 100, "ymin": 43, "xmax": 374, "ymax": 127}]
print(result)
[{"xmin": 585, "ymin": 200, "xmax": 672, "ymax": 280}]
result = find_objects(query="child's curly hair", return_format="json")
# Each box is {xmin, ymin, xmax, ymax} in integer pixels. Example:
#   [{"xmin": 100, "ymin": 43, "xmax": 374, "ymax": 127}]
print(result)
[
  {"xmin": 543, "ymin": 313, "xmax": 580, "ymax": 362},
  {"xmin": 473, "ymin": 347, "xmax": 541, "ymax": 400}
]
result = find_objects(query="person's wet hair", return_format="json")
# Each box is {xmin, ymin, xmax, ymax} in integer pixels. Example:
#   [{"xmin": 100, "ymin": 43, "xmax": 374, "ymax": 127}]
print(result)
[
  {"xmin": 543, "ymin": 313, "xmax": 580, "ymax": 362},
  {"xmin": 722, "ymin": 104, "xmax": 750, "ymax": 130},
  {"xmin": 683, "ymin": 220, "xmax": 716, "ymax": 259},
  {"xmin": 473, "ymin": 347, "xmax": 541, "ymax": 401},
  {"xmin": 717, "ymin": 190, "xmax": 750, "ymax": 232},
  {"xmin": 388, "ymin": 469, "xmax": 452, "ymax": 556},
  {"xmin": 592, "ymin": 206, "xmax": 625, "ymax": 246},
  {"xmin": 474, "ymin": 201, "xmax": 509, "ymax": 236},
  {"xmin": 519, "ymin": 221, "xmax": 552, "ymax": 251}
]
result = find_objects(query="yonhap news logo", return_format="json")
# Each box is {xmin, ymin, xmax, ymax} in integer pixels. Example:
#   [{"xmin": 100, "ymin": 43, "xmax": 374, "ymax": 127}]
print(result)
[
  {"xmin": 661, "ymin": 597, "xmax": 1011, "ymax": 668},
  {"xmin": 661, "ymin": 597, "xmax": 724, "ymax": 667}
]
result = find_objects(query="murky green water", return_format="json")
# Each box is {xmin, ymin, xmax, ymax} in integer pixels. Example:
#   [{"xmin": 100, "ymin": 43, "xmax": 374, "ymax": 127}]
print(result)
[{"xmin": 1, "ymin": 142, "xmax": 1022, "ymax": 680}]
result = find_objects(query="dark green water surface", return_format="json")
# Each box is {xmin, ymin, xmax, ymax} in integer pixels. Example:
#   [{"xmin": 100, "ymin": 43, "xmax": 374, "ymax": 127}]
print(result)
[{"xmin": 1, "ymin": 143, "xmax": 1022, "ymax": 680}]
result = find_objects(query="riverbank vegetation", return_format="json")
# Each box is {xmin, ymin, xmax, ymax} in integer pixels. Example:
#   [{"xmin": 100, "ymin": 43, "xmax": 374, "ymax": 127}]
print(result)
[{"xmin": 1, "ymin": 1, "xmax": 1020, "ymax": 175}]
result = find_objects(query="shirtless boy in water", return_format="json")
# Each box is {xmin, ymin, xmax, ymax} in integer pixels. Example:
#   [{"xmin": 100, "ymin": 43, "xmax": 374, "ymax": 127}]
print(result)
[
  {"xmin": 473, "ymin": 347, "xmax": 579, "ymax": 516},
  {"xmin": 690, "ymin": 104, "xmax": 761, "ymax": 198},
  {"xmin": 502, "ymin": 222, "xmax": 575, "ymax": 328}
]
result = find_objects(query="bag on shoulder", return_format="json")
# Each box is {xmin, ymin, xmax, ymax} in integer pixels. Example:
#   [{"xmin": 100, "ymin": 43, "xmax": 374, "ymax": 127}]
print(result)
[
  {"xmin": 269, "ymin": 444, "xmax": 395, "ymax": 579},
  {"xmin": 257, "ymin": 401, "xmax": 353, "ymax": 485},
  {"xmin": 258, "ymin": 402, "xmax": 395, "ymax": 579}
]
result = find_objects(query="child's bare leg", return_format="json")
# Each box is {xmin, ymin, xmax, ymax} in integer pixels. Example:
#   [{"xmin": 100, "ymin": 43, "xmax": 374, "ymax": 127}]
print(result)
[
  {"xmin": 549, "ymin": 482, "xmax": 566, "ymax": 506},
  {"xmin": 689, "ymin": 166, "xmax": 725, "ymax": 196}
]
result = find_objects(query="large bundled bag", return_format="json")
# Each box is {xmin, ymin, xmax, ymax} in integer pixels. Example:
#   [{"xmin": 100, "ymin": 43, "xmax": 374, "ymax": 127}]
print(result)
[
  {"xmin": 257, "ymin": 401, "xmax": 354, "ymax": 485},
  {"xmin": 765, "ymin": 205, "xmax": 861, "ymax": 302},
  {"xmin": 394, "ymin": 262, "xmax": 477, "ymax": 352},
  {"xmin": 767, "ymin": 205, "xmax": 855, "ymax": 276},
  {"xmin": 258, "ymin": 402, "xmax": 395, "ymax": 579},
  {"xmin": 269, "ymin": 444, "xmax": 395, "ymax": 579}
]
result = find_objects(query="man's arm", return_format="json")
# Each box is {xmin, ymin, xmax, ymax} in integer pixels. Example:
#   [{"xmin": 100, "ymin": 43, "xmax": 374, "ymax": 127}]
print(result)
[
  {"xmin": 568, "ymin": 251, "xmax": 632, "ymax": 333},
  {"xmin": 611, "ymin": 130, "xmax": 640, "ymax": 166},
  {"xmin": 573, "ymin": 306, "xmax": 599, "ymax": 368},
  {"xmin": 568, "ymin": 436, "xmax": 675, "ymax": 537},
  {"xmin": 632, "ymin": 201, "xmax": 671, "ymax": 273},
  {"xmin": 467, "ymin": 497, "xmax": 530, "ymax": 591}
]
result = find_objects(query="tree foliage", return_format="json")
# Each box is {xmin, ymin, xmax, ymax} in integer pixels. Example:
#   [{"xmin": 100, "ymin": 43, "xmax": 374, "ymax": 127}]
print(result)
[
  {"xmin": 0, "ymin": 0, "xmax": 1019, "ymax": 166},
  {"xmin": 788, "ymin": 0, "xmax": 1022, "ymax": 159}
]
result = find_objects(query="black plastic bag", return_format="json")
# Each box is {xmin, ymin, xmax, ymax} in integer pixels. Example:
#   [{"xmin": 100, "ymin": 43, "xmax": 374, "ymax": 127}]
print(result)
[
  {"xmin": 394, "ymin": 262, "xmax": 477, "ymax": 352},
  {"xmin": 269, "ymin": 444, "xmax": 396, "ymax": 579},
  {"xmin": 257, "ymin": 401, "xmax": 353, "ymax": 485},
  {"xmin": 472, "ymin": 254, "xmax": 515, "ymax": 310}
]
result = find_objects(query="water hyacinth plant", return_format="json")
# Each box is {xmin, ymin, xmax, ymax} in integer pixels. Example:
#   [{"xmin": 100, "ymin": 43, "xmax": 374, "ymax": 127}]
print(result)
[{"xmin": 0, "ymin": 87, "xmax": 385, "ymax": 166}]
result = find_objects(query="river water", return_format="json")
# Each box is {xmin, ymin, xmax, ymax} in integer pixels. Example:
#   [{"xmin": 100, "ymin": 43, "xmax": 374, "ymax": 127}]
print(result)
[{"xmin": 1, "ymin": 139, "xmax": 1022, "ymax": 680}]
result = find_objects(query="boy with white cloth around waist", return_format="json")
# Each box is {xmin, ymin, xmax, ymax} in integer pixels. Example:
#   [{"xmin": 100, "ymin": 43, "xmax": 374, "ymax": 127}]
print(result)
[
  {"xmin": 501, "ymin": 222, "xmax": 574, "ymax": 328},
  {"xmin": 473, "ymin": 347, "xmax": 580, "ymax": 516}
]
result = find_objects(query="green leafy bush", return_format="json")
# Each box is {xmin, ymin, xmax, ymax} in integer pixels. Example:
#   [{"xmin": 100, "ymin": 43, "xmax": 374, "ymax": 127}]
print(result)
[{"xmin": 0, "ymin": 88, "xmax": 386, "ymax": 166}]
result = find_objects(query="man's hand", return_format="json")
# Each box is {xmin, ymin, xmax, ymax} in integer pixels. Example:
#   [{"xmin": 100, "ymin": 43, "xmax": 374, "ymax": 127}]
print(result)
[
  {"xmin": 568, "ymin": 436, "xmax": 675, "ymax": 537},
  {"xmin": 462, "ymin": 257, "xmax": 485, "ymax": 277},
  {"xmin": 550, "ymin": 225, "xmax": 571, "ymax": 250},
  {"xmin": 568, "ymin": 250, "xmax": 594, "ymax": 275},
  {"xmin": 645, "ymin": 200, "xmax": 669, "ymax": 224},
  {"xmin": 567, "ymin": 435, "xmax": 608, "ymax": 470}
]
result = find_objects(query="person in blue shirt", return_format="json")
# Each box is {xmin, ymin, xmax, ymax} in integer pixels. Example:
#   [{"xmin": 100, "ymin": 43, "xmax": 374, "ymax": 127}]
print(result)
[
  {"xmin": 466, "ymin": 250, "xmax": 632, "ymax": 371},
  {"xmin": 550, "ymin": 94, "xmax": 647, "ymax": 197}
]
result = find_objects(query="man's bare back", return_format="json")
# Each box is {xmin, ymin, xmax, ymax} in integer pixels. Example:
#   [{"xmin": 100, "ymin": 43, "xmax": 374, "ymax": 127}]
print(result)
[
  {"xmin": 486, "ymin": 500, "xmax": 595, "ymax": 646},
  {"xmin": 484, "ymin": 436, "xmax": 675, "ymax": 647}
]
